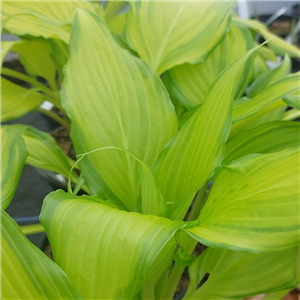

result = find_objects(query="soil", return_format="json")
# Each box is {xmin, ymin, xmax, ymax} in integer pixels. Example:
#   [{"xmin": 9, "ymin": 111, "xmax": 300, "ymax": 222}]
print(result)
[{"xmin": 52, "ymin": 127, "xmax": 76, "ymax": 160}]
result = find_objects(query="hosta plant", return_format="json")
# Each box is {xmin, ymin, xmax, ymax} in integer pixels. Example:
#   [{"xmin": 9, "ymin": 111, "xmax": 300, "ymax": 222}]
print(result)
[{"xmin": 1, "ymin": 1, "xmax": 300, "ymax": 300}]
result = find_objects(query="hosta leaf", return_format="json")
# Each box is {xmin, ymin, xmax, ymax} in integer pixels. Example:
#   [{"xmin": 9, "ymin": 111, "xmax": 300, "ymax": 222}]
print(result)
[
  {"xmin": 0, "ymin": 77, "xmax": 44, "ymax": 122},
  {"xmin": 153, "ymin": 45, "xmax": 260, "ymax": 220},
  {"xmin": 40, "ymin": 190, "xmax": 185, "ymax": 300},
  {"xmin": 247, "ymin": 54, "xmax": 291, "ymax": 98},
  {"xmin": 283, "ymin": 90, "xmax": 300, "ymax": 110},
  {"xmin": 185, "ymin": 246, "xmax": 300, "ymax": 300},
  {"xmin": 229, "ymin": 99, "xmax": 287, "ymax": 137},
  {"xmin": 0, "ymin": 40, "xmax": 20, "ymax": 66},
  {"xmin": 233, "ymin": 17, "xmax": 300, "ymax": 58},
  {"xmin": 187, "ymin": 147, "xmax": 300, "ymax": 252},
  {"xmin": 12, "ymin": 38, "xmax": 57, "ymax": 89},
  {"xmin": 233, "ymin": 73, "xmax": 300, "ymax": 122},
  {"xmin": 1, "ymin": 1, "xmax": 104, "ymax": 43},
  {"xmin": 224, "ymin": 121, "xmax": 300, "ymax": 164},
  {"xmin": 105, "ymin": 0, "xmax": 127, "ymax": 35},
  {"xmin": 107, "ymin": 13, "xmax": 126, "ymax": 35},
  {"xmin": 104, "ymin": 1, "xmax": 128, "ymax": 21},
  {"xmin": 164, "ymin": 24, "xmax": 254, "ymax": 109},
  {"xmin": 125, "ymin": 1, "xmax": 235, "ymax": 74},
  {"xmin": 0, "ymin": 126, "xmax": 27, "ymax": 209},
  {"xmin": 256, "ymin": 44, "xmax": 278, "ymax": 62},
  {"xmin": 22, "ymin": 126, "xmax": 77, "ymax": 182},
  {"xmin": 1, "ymin": 14, "xmax": 70, "ymax": 44},
  {"xmin": 1, "ymin": 209, "xmax": 82, "ymax": 299},
  {"xmin": 253, "ymin": 52, "xmax": 269, "ymax": 79},
  {"xmin": 62, "ymin": 9, "xmax": 177, "ymax": 211}
]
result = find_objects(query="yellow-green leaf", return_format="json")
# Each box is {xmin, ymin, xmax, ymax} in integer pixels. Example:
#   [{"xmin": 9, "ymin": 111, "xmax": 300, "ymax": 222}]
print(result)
[
  {"xmin": 185, "ymin": 246, "xmax": 300, "ymax": 300},
  {"xmin": 233, "ymin": 16, "xmax": 300, "ymax": 58},
  {"xmin": 1, "ymin": 1, "xmax": 104, "ymax": 43},
  {"xmin": 233, "ymin": 73, "xmax": 300, "ymax": 122},
  {"xmin": 187, "ymin": 147, "xmax": 300, "ymax": 252},
  {"xmin": 12, "ymin": 38, "xmax": 57, "ymax": 89},
  {"xmin": 247, "ymin": 54, "xmax": 291, "ymax": 98},
  {"xmin": 224, "ymin": 121, "xmax": 300, "ymax": 164},
  {"xmin": 164, "ymin": 24, "xmax": 254, "ymax": 109},
  {"xmin": 0, "ymin": 125, "xmax": 27, "ymax": 209},
  {"xmin": 22, "ymin": 126, "xmax": 77, "ymax": 182},
  {"xmin": 1, "ymin": 209, "xmax": 82, "ymax": 299},
  {"xmin": 125, "ymin": 1, "xmax": 236, "ymax": 74},
  {"xmin": 40, "ymin": 190, "xmax": 185, "ymax": 300},
  {"xmin": 0, "ymin": 77, "xmax": 44, "ymax": 122},
  {"xmin": 62, "ymin": 9, "xmax": 177, "ymax": 211},
  {"xmin": 153, "ymin": 46, "xmax": 260, "ymax": 220}
]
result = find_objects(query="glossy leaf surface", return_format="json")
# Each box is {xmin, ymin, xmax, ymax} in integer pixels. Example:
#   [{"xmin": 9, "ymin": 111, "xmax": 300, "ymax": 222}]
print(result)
[
  {"xmin": 187, "ymin": 147, "xmax": 300, "ymax": 252},
  {"xmin": 1, "ymin": 210, "xmax": 81, "ymax": 299},
  {"xmin": 153, "ymin": 46, "xmax": 259, "ymax": 219},
  {"xmin": 164, "ymin": 24, "xmax": 253, "ymax": 109},
  {"xmin": 125, "ymin": 1, "xmax": 235, "ymax": 74},
  {"xmin": 0, "ymin": 126, "xmax": 27, "ymax": 209},
  {"xmin": 62, "ymin": 9, "xmax": 177, "ymax": 211},
  {"xmin": 40, "ymin": 190, "xmax": 184, "ymax": 300}
]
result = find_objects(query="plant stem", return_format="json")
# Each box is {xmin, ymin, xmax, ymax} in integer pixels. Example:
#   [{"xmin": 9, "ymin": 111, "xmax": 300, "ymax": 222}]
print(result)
[
  {"xmin": 187, "ymin": 182, "xmax": 209, "ymax": 222},
  {"xmin": 160, "ymin": 183, "xmax": 209, "ymax": 300},
  {"xmin": 1, "ymin": 68, "xmax": 62, "ymax": 108},
  {"xmin": 159, "ymin": 239, "xmax": 197, "ymax": 300},
  {"xmin": 37, "ymin": 108, "xmax": 70, "ymax": 129},
  {"xmin": 21, "ymin": 223, "xmax": 45, "ymax": 235}
]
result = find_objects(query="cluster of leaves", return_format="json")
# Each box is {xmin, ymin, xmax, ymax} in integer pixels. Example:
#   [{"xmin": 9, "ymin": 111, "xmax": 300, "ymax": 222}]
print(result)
[{"xmin": 1, "ymin": 1, "xmax": 300, "ymax": 300}]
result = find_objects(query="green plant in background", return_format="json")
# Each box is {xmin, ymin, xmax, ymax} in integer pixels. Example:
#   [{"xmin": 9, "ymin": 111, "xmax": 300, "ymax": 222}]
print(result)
[{"xmin": 1, "ymin": 1, "xmax": 300, "ymax": 299}]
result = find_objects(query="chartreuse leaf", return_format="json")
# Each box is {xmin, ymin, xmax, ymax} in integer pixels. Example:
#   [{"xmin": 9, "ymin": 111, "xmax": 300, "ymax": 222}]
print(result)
[
  {"xmin": 105, "ymin": 1, "xmax": 127, "ymax": 35},
  {"xmin": 283, "ymin": 90, "xmax": 300, "ymax": 110},
  {"xmin": 21, "ymin": 126, "xmax": 78, "ymax": 183},
  {"xmin": 1, "ymin": 126, "xmax": 27, "ymax": 209},
  {"xmin": 229, "ymin": 99, "xmax": 287, "ymax": 137},
  {"xmin": 0, "ymin": 77, "xmax": 44, "ymax": 122},
  {"xmin": 1, "ymin": 13, "xmax": 69, "ymax": 44},
  {"xmin": 256, "ymin": 44, "xmax": 278, "ymax": 62},
  {"xmin": 233, "ymin": 16, "xmax": 300, "ymax": 57},
  {"xmin": 233, "ymin": 73, "xmax": 300, "ymax": 122},
  {"xmin": 40, "ymin": 190, "xmax": 185, "ymax": 300},
  {"xmin": 247, "ymin": 54, "xmax": 291, "ymax": 98},
  {"xmin": 1, "ymin": 209, "xmax": 82, "ymax": 299},
  {"xmin": 187, "ymin": 147, "xmax": 300, "ymax": 252},
  {"xmin": 76, "ymin": 147, "xmax": 167, "ymax": 216},
  {"xmin": 253, "ymin": 53, "xmax": 269, "ymax": 79},
  {"xmin": 0, "ymin": 40, "xmax": 20, "ymax": 66},
  {"xmin": 1, "ymin": 1, "xmax": 104, "ymax": 43},
  {"xmin": 11, "ymin": 38, "xmax": 57, "ymax": 90},
  {"xmin": 164, "ymin": 24, "xmax": 254, "ymax": 109},
  {"xmin": 153, "ymin": 45, "xmax": 260, "ymax": 220},
  {"xmin": 62, "ymin": 9, "xmax": 177, "ymax": 211},
  {"xmin": 104, "ymin": 1, "xmax": 128, "ymax": 21},
  {"xmin": 125, "ymin": 1, "xmax": 235, "ymax": 74},
  {"xmin": 283, "ymin": 109, "xmax": 300, "ymax": 121},
  {"xmin": 184, "ymin": 246, "xmax": 300, "ymax": 300},
  {"xmin": 224, "ymin": 121, "xmax": 300, "ymax": 164},
  {"xmin": 48, "ymin": 38, "xmax": 69, "ymax": 81}
]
